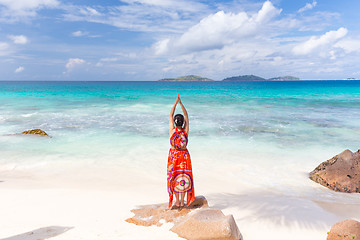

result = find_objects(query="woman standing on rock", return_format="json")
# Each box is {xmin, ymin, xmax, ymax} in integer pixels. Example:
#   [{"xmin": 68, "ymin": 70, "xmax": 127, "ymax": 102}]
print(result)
[{"xmin": 167, "ymin": 94, "xmax": 195, "ymax": 209}]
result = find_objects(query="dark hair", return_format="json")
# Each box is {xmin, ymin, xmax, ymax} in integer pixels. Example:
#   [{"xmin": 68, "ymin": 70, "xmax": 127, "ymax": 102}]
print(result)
[{"xmin": 174, "ymin": 114, "xmax": 184, "ymax": 127}]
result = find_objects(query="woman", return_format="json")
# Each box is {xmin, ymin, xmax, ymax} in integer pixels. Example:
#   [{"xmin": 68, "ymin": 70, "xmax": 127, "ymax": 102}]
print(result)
[{"xmin": 167, "ymin": 94, "xmax": 195, "ymax": 209}]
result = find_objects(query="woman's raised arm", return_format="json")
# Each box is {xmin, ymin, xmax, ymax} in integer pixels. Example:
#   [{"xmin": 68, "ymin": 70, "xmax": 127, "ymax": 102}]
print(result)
[
  {"xmin": 169, "ymin": 94, "xmax": 180, "ymax": 136},
  {"xmin": 179, "ymin": 97, "xmax": 189, "ymax": 134}
]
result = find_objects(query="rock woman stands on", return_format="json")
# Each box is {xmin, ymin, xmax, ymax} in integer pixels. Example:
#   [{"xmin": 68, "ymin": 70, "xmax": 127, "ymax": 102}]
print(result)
[{"xmin": 167, "ymin": 94, "xmax": 195, "ymax": 209}]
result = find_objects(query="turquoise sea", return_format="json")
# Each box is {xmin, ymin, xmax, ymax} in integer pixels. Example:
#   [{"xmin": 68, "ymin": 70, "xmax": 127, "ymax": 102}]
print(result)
[{"xmin": 1, "ymin": 80, "xmax": 360, "ymax": 203}]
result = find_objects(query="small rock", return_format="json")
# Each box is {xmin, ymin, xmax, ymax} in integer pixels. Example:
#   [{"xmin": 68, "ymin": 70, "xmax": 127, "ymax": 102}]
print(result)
[
  {"xmin": 188, "ymin": 195, "xmax": 208, "ymax": 209},
  {"xmin": 327, "ymin": 219, "xmax": 360, "ymax": 240},
  {"xmin": 125, "ymin": 196, "xmax": 208, "ymax": 227},
  {"xmin": 171, "ymin": 208, "xmax": 241, "ymax": 240},
  {"xmin": 310, "ymin": 149, "xmax": 360, "ymax": 193},
  {"xmin": 19, "ymin": 129, "xmax": 49, "ymax": 137}
]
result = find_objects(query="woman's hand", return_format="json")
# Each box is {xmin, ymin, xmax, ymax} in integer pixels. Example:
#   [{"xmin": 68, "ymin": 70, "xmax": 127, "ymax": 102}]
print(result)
[{"xmin": 176, "ymin": 93, "xmax": 181, "ymax": 104}]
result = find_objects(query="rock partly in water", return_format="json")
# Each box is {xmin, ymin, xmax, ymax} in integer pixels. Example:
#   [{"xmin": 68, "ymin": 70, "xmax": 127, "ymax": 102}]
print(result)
[
  {"xmin": 171, "ymin": 208, "xmax": 241, "ymax": 240},
  {"xmin": 327, "ymin": 219, "xmax": 360, "ymax": 240},
  {"xmin": 18, "ymin": 129, "xmax": 49, "ymax": 137},
  {"xmin": 126, "ymin": 196, "xmax": 241, "ymax": 240},
  {"xmin": 310, "ymin": 149, "xmax": 360, "ymax": 193}
]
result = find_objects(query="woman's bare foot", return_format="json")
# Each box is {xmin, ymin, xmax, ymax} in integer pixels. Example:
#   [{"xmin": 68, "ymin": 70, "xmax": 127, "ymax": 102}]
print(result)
[{"xmin": 171, "ymin": 201, "xmax": 180, "ymax": 210}]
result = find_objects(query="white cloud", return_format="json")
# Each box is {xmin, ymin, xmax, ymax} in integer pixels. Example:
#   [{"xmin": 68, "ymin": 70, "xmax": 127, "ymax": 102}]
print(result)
[
  {"xmin": 0, "ymin": 0, "xmax": 59, "ymax": 21},
  {"xmin": 292, "ymin": 27, "xmax": 348, "ymax": 56},
  {"xmin": 65, "ymin": 58, "xmax": 85, "ymax": 70},
  {"xmin": 79, "ymin": 7, "xmax": 101, "ymax": 16},
  {"xmin": 154, "ymin": 39, "xmax": 170, "ymax": 55},
  {"xmin": 154, "ymin": 1, "xmax": 281, "ymax": 54},
  {"xmin": 72, "ymin": 30, "xmax": 101, "ymax": 38},
  {"xmin": 116, "ymin": 52, "xmax": 137, "ymax": 58},
  {"xmin": 335, "ymin": 38, "xmax": 360, "ymax": 54},
  {"xmin": 15, "ymin": 66, "xmax": 24, "ymax": 73},
  {"xmin": 298, "ymin": 1, "xmax": 317, "ymax": 13},
  {"xmin": 120, "ymin": 0, "xmax": 207, "ymax": 13},
  {"xmin": 95, "ymin": 57, "xmax": 119, "ymax": 67},
  {"xmin": 99, "ymin": 57, "xmax": 119, "ymax": 62},
  {"xmin": 0, "ymin": 0, "xmax": 59, "ymax": 10},
  {"xmin": 62, "ymin": 0, "xmax": 209, "ymax": 33},
  {"xmin": 8, "ymin": 35, "xmax": 28, "ymax": 44},
  {"xmin": 95, "ymin": 53, "xmax": 138, "ymax": 67},
  {"xmin": 72, "ymin": 31, "xmax": 88, "ymax": 37},
  {"xmin": 255, "ymin": 1, "xmax": 281, "ymax": 23}
]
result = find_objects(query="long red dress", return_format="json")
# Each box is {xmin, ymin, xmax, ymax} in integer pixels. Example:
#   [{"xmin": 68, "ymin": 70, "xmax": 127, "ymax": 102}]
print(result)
[{"xmin": 167, "ymin": 128, "xmax": 195, "ymax": 208}]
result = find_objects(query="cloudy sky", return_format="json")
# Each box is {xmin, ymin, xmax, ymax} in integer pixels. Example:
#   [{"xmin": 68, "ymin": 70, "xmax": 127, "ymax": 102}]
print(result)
[{"xmin": 1, "ymin": 0, "xmax": 360, "ymax": 81}]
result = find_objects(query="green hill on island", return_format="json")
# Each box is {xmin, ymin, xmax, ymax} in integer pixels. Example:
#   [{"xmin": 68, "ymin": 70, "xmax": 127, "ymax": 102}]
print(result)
[
  {"xmin": 158, "ymin": 75, "xmax": 213, "ymax": 81},
  {"xmin": 222, "ymin": 75, "xmax": 301, "ymax": 81},
  {"xmin": 222, "ymin": 75, "xmax": 265, "ymax": 81},
  {"xmin": 268, "ymin": 76, "xmax": 300, "ymax": 81}
]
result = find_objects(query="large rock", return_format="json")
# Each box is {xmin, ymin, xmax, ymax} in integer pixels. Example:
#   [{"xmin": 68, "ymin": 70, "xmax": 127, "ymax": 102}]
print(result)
[
  {"xmin": 171, "ymin": 208, "xmax": 241, "ymax": 240},
  {"xmin": 18, "ymin": 129, "xmax": 49, "ymax": 137},
  {"xmin": 126, "ymin": 196, "xmax": 241, "ymax": 240},
  {"xmin": 310, "ymin": 149, "xmax": 360, "ymax": 193},
  {"xmin": 327, "ymin": 219, "xmax": 360, "ymax": 240}
]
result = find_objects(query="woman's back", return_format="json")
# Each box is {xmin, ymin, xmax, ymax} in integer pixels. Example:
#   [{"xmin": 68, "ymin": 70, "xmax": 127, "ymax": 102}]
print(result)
[{"xmin": 170, "ymin": 128, "xmax": 188, "ymax": 149}]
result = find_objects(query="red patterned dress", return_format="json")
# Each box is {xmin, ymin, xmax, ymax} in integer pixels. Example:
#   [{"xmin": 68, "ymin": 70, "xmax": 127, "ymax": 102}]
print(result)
[{"xmin": 167, "ymin": 128, "xmax": 195, "ymax": 207}]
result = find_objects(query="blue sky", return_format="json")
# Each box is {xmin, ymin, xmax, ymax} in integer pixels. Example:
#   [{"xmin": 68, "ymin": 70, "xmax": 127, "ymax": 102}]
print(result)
[{"xmin": 1, "ymin": 0, "xmax": 360, "ymax": 81}]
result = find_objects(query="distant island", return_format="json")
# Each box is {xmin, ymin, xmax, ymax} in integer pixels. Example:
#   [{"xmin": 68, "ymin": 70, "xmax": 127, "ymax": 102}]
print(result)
[
  {"xmin": 268, "ymin": 76, "xmax": 301, "ymax": 81},
  {"xmin": 222, "ymin": 75, "xmax": 300, "ymax": 81},
  {"xmin": 158, "ymin": 74, "xmax": 301, "ymax": 81},
  {"xmin": 158, "ymin": 75, "xmax": 213, "ymax": 82},
  {"xmin": 222, "ymin": 75, "xmax": 265, "ymax": 81}
]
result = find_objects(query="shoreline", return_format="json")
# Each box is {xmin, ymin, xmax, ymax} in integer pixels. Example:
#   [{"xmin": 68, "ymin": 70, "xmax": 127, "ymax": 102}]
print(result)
[{"xmin": 1, "ymin": 77, "xmax": 360, "ymax": 240}]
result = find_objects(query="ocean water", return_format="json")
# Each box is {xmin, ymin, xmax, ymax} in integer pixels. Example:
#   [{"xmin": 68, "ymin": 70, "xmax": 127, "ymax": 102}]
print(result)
[{"xmin": 1, "ymin": 81, "xmax": 360, "ymax": 203}]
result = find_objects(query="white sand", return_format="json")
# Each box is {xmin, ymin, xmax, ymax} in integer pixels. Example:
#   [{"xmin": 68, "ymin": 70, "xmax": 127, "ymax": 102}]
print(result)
[{"xmin": 1, "ymin": 164, "xmax": 359, "ymax": 240}]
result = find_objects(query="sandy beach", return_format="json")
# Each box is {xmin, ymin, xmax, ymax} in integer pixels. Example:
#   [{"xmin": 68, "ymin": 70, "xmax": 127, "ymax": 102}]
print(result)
[{"xmin": 1, "ymin": 162, "xmax": 359, "ymax": 240}]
